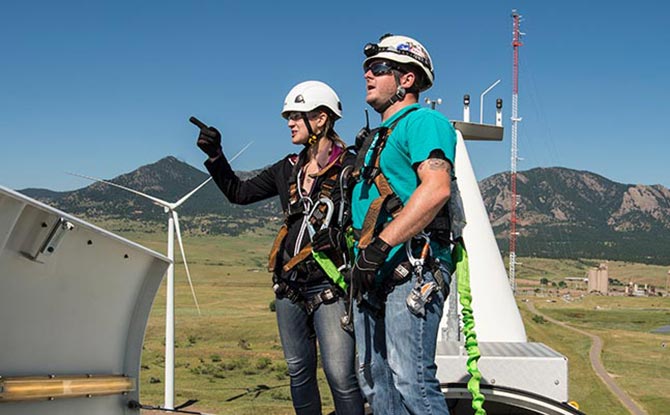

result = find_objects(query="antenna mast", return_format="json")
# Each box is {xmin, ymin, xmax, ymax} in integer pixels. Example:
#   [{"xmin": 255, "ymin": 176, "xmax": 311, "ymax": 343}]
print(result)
[{"xmin": 509, "ymin": 10, "xmax": 523, "ymax": 294}]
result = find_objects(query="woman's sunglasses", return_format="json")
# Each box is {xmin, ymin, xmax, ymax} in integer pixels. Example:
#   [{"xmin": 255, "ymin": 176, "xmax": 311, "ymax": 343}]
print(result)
[
  {"xmin": 286, "ymin": 110, "xmax": 320, "ymax": 122},
  {"xmin": 286, "ymin": 112, "xmax": 303, "ymax": 121}
]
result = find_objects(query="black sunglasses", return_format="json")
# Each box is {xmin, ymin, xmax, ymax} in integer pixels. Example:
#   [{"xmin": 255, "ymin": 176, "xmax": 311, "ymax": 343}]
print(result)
[{"xmin": 364, "ymin": 61, "xmax": 402, "ymax": 77}]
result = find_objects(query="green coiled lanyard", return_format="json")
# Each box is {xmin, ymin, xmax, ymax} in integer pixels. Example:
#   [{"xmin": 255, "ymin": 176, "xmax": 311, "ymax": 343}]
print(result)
[{"xmin": 453, "ymin": 241, "xmax": 487, "ymax": 415}]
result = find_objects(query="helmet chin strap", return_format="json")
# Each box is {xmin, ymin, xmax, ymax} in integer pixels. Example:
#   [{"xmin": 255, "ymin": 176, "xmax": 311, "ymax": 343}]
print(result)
[
  {"xmin": 377, "ymin": 71, "xmax": 406, "ymax": 113},
  {"xmin": 301, "ymin": 113, "xmax": 319, "ymax": 146}
]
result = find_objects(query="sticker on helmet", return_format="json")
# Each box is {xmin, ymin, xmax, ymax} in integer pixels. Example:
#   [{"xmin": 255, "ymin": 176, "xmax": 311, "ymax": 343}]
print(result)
[{"xmin": 397, "ymin": 42, "xmax": 429, "ymax": 62}]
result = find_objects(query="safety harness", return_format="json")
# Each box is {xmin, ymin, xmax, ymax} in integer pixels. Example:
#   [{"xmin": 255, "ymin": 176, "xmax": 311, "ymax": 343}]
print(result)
[
  {"xmin": 351, "ymin": 107, "xmax": 462, "ymax": 321},
  {"xmin": 267, "ymin": 148, "xmax": 353, "ymax": 315},
  {"xmin": 352, "ymin": 107, "xmax": 452, "ymax": 250},
  {"xmin": 352, "ymin": 108, "xmax": 417, "ymax": 249}
]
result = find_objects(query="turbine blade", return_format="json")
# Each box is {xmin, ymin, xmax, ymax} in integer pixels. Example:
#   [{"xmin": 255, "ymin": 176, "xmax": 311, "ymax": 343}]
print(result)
[
  {"xmin": 172, "ymin": 211, "xmax": 201, "ymax": 315},
  {"xmin": 67, "ymin": 171, "xmax": 170, "ymax": 208},
  {"xmin": 229, "ymin": 141, "xmax": 254, "ymax": 163},
  {"xmin": 173, "ymin": 177, "xmax": 212, "ymax": 208}
]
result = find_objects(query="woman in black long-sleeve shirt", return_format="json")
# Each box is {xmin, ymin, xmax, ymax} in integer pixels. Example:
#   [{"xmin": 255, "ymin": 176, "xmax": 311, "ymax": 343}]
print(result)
[{"xmin": 195, "ymin": 81, "xmax": 363, "ymax": 415}]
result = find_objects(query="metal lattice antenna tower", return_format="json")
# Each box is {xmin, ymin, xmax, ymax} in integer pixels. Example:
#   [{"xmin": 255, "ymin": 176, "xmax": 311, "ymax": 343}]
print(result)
[{"xmin": 509, "ymin": 10, "xmax": 524, "ymax": 294}]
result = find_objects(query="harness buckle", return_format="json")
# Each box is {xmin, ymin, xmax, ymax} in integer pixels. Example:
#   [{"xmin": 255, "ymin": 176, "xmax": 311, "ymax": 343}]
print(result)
[
  {"xmin": 321, "ymin": 287, "xmax": 336, "ymax": 302},
  {"xmin": 363, "ymin": 166, "xmax": 381, "ymax": 184},
  {"xmin": 304, "ymin": 287, "xmax": 339, "ymax": 315},
  {"xmin": 384, "ymin": 194, "xmax": 404, "ymax": 216}
]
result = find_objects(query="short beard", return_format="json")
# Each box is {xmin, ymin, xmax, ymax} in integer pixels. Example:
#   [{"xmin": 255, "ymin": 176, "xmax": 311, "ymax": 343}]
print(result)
[{"xmin": 366, "ymin": 96, "xmax": 387, "ymax": 113}]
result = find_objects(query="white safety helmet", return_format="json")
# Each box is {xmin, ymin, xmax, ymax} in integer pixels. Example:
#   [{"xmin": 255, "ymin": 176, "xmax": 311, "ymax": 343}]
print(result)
[
  {"xmin": 281, "ymin": 80, "xmax": 343, "ymax": 120},
  {"xmin": 363, "ymin": 34, "xmax": 434, "ymax": 92}
]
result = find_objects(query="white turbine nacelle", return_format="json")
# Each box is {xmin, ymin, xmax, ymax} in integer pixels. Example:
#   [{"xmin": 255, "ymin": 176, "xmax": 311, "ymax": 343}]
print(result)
[
  {"xmin": 67, "ymin": 172, "xmax": 203, "ymax": 315},
  {"xmin": 68, "ymin": 141, "xmax": 252, "ymax": 409},
  {"xmin": 0, "ymin": 185, "xmax": 171, "ymax": 415}
]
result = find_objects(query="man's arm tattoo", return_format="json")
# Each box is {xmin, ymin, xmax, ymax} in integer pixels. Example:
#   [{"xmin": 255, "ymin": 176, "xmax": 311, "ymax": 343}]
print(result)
[{"xmin": 419, "ymin": 158, "xmax": 451, "ymax": 173}]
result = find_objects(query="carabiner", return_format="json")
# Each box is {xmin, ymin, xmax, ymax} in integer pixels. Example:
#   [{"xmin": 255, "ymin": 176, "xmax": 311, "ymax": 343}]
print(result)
[
  {"xmin": 306, "ymin": 197, "xmax": 335, "ymax": 239},
  {"xmin": 405, "ymin": 232, "xmax": 431, "ymax": 267}
]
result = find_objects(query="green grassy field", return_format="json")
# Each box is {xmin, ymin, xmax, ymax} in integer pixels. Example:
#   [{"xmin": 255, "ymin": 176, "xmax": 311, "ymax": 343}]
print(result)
[
  {"xmin": 127, "ymin": 227, "xmax": 326, "ymax": 415},
  {"xmin": 529, "ymin": 296, "xmax": 670, "ymax": 414},
  {"xmin": 519, "ymin": 304, "xmax": 629, "ymax": 415},
  {"xmin": 110, "ymin": 227, "xmax": 670, "ymax": 415}
]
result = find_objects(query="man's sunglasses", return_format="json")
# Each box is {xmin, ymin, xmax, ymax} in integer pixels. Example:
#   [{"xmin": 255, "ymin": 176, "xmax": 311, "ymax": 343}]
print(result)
[{"xmin": 364, "ymin": 61, "xmax": 402, "ymax": 77}]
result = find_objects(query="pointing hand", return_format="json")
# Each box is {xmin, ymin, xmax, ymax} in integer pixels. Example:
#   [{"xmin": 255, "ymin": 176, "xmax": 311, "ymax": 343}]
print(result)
[{"xmin": 191, "ymin": 116, "xmax": 222, "ymax": 159}]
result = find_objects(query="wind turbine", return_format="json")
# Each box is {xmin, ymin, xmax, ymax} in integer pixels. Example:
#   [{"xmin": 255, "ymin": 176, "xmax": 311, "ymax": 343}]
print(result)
[{"xmin": 68, "ymin": 142, "xmax": 252, "ymax": 409}]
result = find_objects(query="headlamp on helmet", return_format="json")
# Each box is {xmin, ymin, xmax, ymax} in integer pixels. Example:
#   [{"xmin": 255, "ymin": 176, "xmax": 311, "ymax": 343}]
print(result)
[{"xmin": 364, "ymin": 42, "xmax": 379, "ymax": 58}]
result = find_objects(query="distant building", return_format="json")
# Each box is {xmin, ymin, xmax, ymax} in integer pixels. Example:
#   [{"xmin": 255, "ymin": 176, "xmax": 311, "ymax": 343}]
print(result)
[
  {"xmin": 564, "ymin": 277, "xmax": 587, "ymax": 291},
  {"xmin": 625, "ymin": 282, "xmax": 654, "ymax": 297},
  {"xmin": 587, "ymin": 263, "xmax": 609, "ymax": 295}
]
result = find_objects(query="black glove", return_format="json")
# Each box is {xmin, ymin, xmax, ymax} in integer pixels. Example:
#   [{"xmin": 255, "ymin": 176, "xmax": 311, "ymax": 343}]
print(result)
[
  {"xmin": 192, "ymin": 117, "xmax": 222, "ymax": 158},
  {"xmin": 350, "ymin": 237, "xmax": 391, "ymax": 301},
  {"xmin": 312, "ymin": 228, "xmax": 347, "ymax": 253}
]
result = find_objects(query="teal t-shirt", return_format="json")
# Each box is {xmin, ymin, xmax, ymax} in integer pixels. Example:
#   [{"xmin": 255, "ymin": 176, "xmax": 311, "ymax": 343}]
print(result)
[{"xmin": 352, "ymin": 104, "xmax": 457, "ymax": 276}]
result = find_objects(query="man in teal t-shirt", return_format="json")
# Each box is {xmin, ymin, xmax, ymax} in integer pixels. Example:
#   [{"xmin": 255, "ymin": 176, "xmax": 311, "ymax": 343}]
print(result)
[{"xmin": 350, "ymin": 34, "xmax": 456, "ymax": 415}]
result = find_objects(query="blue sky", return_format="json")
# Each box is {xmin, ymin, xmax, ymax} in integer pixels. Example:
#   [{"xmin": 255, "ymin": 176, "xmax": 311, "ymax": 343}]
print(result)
[{"xmin": 1, "ymin": 0, "xmax": 669, "ymax": 192}]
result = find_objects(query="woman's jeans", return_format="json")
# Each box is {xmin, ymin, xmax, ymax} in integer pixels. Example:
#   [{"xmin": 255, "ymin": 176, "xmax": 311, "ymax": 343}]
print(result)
[
  {"xmin": 275, "ymin": 284, "xmax": 364, "ymax": 415},
  {"xmin": 354, "ymin": 264, "xmax": 451, "ymax": 415}
]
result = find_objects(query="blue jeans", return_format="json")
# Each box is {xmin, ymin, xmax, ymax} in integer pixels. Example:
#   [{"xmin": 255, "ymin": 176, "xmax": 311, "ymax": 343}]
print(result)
[
  {"xmin": 354, "ymin": 264, "xmax": 451, "ymax": 415},
  {"xmin": 275, "ymin": 283, "xmax": 365, "ymax": 415}
]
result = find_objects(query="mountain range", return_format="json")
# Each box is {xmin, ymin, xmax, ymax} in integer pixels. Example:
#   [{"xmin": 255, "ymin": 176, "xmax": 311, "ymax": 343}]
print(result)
[
  {"xmin": 21, "ymin": 157, "xmax": 282, "ymax": 235},
  {"xmin": 481, "ymin": 167, "xmax": 670, "ymax": 264},
  {"xmin": 19, "ymin": 157, "xmax": 670, "ymax": 265}
]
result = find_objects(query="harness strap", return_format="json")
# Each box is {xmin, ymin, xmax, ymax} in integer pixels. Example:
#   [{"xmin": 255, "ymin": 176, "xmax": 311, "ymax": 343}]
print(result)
[
  {"xmin": 282, "ymin": 244, "xmax": 313, "ymax": 272},
  {"xmin": 282, "ymin": 246, "xmax": 349, "ymax": 291},
  {"xmin": 312, "ymin": 154, "xmax": 342, "ymax": 178},
  {"xmin": 268, "ymin": 224, "xmax": 288, "ymax": 272},
  {"xmin": 355, "ymin": 108, "xmax": 418, "ymax": 249},
  {"xmin": 287, "ymin": 148, "xmax": 342, "ymax": 206},
  {"xmin": 352, "ymin": 128, "xmax": 378, "ymax": 180},
  {"xmin": 272, "ymin": 280, "xmax": 302, "ymax": 303},
  {"xmin": 358, "ymin": 194, "xmax": 389, "ymax": 249},
  {"xmin": 304, "ymin": 287, "xmax": 340, "ymax": 314},
  {"xmin": 432, "ymin": 263, "xmax": 447, "ymax": 296},
  {"xmin": 274, "ymin": 281, "xmax": 341, "ymax": 315},
  {"xmin": 357, "ymin": 153, "xmax": 402, "ymax": 249}
]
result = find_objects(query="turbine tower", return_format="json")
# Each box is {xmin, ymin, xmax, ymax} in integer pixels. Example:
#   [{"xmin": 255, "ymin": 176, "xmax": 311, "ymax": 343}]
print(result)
[
  {"xmin": 69, "ymin": 142, "xmax": 251, "ymax": 409},
  {"xmin": 509, "ymin": 9, "xmax": 524, "ymax": 294}
]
